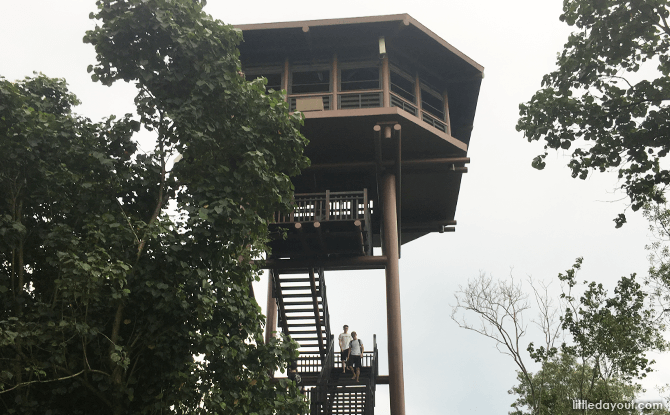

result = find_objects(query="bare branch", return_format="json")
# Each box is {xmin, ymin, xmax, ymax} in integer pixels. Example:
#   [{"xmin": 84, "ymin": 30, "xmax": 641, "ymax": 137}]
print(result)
[{"xmin": 0, "ymin": 370, "xmax": 85, "ymax": 394}]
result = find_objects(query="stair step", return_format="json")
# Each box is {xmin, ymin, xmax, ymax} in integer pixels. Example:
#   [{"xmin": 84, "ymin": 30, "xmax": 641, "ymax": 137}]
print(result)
[
  {"xmin": 285, "ymin": 316, "xmax": 322, "ymax": 320},
  {"xmin": 283, "ymin": 301, "xmax": 321, "ymax": 306},
  {"xmin": 282, "ymin": 293, "xmax": 316, "ymax": 298},
  {"xmin": 280, "ymin": 286, "xmax": 314, "ymax": 291},
  {"xmin": 287, "ymin": 323, "xmax": 325, "ymax": 327},
  {"xmin": 292, "ymin": 336, "xmax": 320, "ymax": 341},
  {"xmin": 278, "ymin": 278, "xmax": 320, "ymax": 283},
  {"xmin": 284, "ymin": 308, "xmax": 322, "ymax": 313}
]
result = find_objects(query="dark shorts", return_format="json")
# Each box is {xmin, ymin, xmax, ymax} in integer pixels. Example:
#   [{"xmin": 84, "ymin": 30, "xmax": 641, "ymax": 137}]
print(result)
[
  {"xmin": 349, "ymin": 355, "xmax": 362, "ymax": 368},
  {"xmin": 341, "ymin": 349, "xmax": 349, "ymax": 364}
]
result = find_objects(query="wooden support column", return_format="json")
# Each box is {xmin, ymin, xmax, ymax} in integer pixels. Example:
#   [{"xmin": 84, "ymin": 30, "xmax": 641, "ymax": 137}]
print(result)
[
  {"xmin": 382, "ymin": 55, "xmax": 390, "ymax": 107},
  {"xmin": 272, "ymin": 270, "xmax": 289, "ymax": 335},
  {"xmin": 382, "ymin": 172, "xmax": 405, "ymax": 415},
  {"xmin": 295, "ymin": 222, "xmax": 311, "ymax": 254},
  {"xmin": 313, "ymin": 221, "xmax": 327, "ymax": 253},
  {"xmin": 264, "ymin": 271, "xmax": 277, "ymax": 344},
  {"xmin": 354, "ymin": 219, "xmax": 365, "ymax": 255}
]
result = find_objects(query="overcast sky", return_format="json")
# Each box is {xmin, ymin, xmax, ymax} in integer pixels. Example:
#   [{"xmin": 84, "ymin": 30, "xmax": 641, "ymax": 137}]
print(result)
[{"xmin": 1, "ymin": 1, "xmax": 668, "ymax": 414}]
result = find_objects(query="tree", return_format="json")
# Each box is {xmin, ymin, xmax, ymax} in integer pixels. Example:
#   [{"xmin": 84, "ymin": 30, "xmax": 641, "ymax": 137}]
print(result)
[
  {"xmin": 516, "ymin": 0, "xmax": 670, "ymax": 227},
  {"xmin": 0, "ymin": 1, "xmax": 310, "ymax": 414},
  {"xmin": 451, "ymin": 272, "xmax": 563, "ymax": 414},
  {"xmin": 644, "ymin": 202, "xmax": 670, "ymax": 316},
  {"xmin": 557, "ymin": 259, "xmax": 666, "ymax": 384},
  {"xmin": 451, "ymin": 260, "xmax": 666, "ymax": 415},
  {"xmin": 509, "ymin": 353, "xmax": 642, "ymax": 415}
]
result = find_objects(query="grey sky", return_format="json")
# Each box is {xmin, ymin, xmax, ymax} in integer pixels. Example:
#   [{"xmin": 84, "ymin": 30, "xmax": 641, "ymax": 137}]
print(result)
[{"xmin": 1, "ymin": 1, "xmax": 667, "ymax": 414}]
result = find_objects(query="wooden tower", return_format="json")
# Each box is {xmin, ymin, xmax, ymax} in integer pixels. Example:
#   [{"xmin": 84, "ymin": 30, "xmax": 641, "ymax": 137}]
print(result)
[{"xmin": 236, "ymin": 14, "xmax": 483, "ymax": 415}]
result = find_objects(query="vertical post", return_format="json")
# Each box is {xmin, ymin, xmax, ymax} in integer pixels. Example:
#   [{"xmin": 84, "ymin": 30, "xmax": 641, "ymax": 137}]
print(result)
[
  {"xmin": 325, "ymin": 189, "xmax": 330, "ymax": 221},
  {"xmin": 382, "ymin": 172, "xmax": 405, "ymax": 415},
  {"xmin": 414, "ymin": 72, "xmax": 421, "ymax": 113},
  {"xmin": 332, "ymin": 53, "xmax": 338, "ymax": 110},
  {"xmin": 264, "ymin": 270, "xmax": 277, "ymax": 344},
  {"xmin": 443, "ymin": 89, "xmax": 451, "ymax": 135},
  {"xmin": 382, "ymin": 55, "xmax": 390, "ymax": 107},
  {"xmin": 283, "ymin": 58, "xmax": 290, "ymax": 101}
]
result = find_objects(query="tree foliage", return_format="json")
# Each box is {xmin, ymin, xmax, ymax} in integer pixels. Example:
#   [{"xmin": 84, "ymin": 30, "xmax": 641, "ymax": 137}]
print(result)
[
  {"xmin": 452, "ymin": 260, "xmax": 666, "ymax": 415},
  {"xmin": 0, "ymin": 1, "xmax": 309, "ymax": 414},
  {"xmin": 509, "ymin": 353, "xmax": 641, "ymax": 415},
  {"xmin": 644, "ymin": 202, "xmax": 670, "ymax": 315},
  {"xmin": 558, "ymin": 259, "xmax": 666, "ymax": 383},
  {"xmin": 517, "ymin": 0, "xmax": 670, "ymax": 227},
  {"xmin": 509, "ymin": 352, "xmax": 670, "ymax": 415}
]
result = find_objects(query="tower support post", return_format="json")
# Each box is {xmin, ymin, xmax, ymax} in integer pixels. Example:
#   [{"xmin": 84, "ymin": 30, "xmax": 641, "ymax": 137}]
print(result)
[
  {"xmin": 382, "ymin": 172, "xmax": 405, "ymax": 415},
  {"xmin": 264, "ymin": 271, "xmax": 277, "ymax": 344}
]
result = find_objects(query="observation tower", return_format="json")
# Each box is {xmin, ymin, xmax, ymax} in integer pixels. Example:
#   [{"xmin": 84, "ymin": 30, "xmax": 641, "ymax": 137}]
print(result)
[{"xmin": 236, "ymin": 14, "xmax": 483, "ymax": 415}]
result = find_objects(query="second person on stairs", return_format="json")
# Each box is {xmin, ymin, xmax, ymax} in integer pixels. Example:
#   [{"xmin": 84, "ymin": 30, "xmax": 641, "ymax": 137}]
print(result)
[{"xmin": 348, "ymin": 331, "xmax": 364, "ymax": 382}]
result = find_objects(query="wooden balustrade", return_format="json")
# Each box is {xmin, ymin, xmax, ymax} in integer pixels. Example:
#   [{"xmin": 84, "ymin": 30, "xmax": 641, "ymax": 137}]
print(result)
[{"xmin": 275, "ymin": 189, "xmax": 370, "ymax": 224}]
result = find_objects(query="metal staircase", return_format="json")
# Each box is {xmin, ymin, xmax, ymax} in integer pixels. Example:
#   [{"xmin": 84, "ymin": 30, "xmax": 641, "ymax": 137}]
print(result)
[
  {"xmin": 305, "ymin": 336, "xmax": 379, "ymax": 415},
  {"xmin": 270, "ymin": 265, "xmax": 378, "ymax": 415},
  {"xmin": 267, "ymin": 188, "xmax": 378, "ymax": 414},
  {"xmin": 273, "ymin": 267, "xmax": 331, "ymax": 360}
]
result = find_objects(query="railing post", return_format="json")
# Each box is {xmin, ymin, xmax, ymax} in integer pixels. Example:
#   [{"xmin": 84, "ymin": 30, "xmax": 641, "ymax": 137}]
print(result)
[
  {"xmin": 382, "ymin": 55, "xmax": 390, "ymax": 107},
  {"xmin": 332, "ymin": 53, "xmax": 338, "ymax": 110},
  {"xmin": 325, "ymin": 190, "xmax": 330, "ymax": 221},
  {"xmin": 363, "ymin": 188, "xmax": 368, "ymax": 221},
  {"xmin": 264, "ymin": 272, "xmax": 277, "ymax": 345},
  {"xmin": 283, "ymin": 58, "xmax": 289, "ymax": 102}
]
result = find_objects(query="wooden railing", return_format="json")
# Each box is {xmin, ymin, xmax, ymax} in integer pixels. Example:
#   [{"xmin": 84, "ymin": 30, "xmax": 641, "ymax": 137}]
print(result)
[
  {"xmin": 422, "ymin": 111, "xmax": 447, "ymax": 133},
  {"xmin": 275, "ymin": 189, "xmax": 370, "ymax": 224},
  {"xmin": 338, "ymin": 91, "xmax": 383, "ymax": 109},
  {"xmin": 391, "ymin": 91, "xmax": 450, "ymax": 134},
  {"xmin": 390, "ymin": 93, "xmax": 418, "ymax": 116},
  {"xmin": 334, "ymin": 350, "xmax": 375, "ymax": 368},
  {"xmin": 296, "ymin": 353, "xmax": 324, "ymax": 374},
  {"xmin": 298, "ymin": 339, "xmax": 377, "ymax": 374}
]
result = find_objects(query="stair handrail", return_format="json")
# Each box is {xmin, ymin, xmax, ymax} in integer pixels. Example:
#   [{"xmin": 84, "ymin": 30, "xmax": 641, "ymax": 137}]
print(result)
[
  {"xmin": 315, "ymin": 334, "xmax": 335, "ymax": 404},
  {"xmin": 370, "ymin": 334, "xmax": 378, "ymax": 413},
  {"xmin": 360, "ymin": 334, "xmax": 378, "ymax": 415},
  {"xmin": 318, "ymin": 268, "xmax": 331, "ymax": 348}
]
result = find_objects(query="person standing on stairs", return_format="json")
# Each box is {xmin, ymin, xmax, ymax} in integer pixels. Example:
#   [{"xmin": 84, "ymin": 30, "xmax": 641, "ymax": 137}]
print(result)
[
  {"xmin": 347, "ymin": 331, "xmax": 364, "ymax": 382},
  {"xmin": 338, "ymin": 325, "xmax": 352, "ymax": 373}
]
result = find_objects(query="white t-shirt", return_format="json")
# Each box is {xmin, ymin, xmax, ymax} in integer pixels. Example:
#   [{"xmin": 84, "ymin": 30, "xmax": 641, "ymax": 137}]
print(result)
[
  {"xmin": 339, "ymin": 332, "xmax": 353, "ymax": 350},
  {"xmin": 349, "ymin": 338, "xmax": 363, "ymax": 356}
]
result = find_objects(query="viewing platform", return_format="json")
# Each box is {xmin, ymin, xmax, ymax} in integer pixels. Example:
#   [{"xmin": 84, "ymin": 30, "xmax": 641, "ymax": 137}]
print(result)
[{"xmin": 269, "ymin": 189, "xmax": 373, "ymax": 259}]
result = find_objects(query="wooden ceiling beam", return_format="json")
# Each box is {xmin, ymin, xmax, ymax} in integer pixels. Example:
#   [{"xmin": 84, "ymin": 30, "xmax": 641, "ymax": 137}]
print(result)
[
  {"xmin": 303, "ymin": 157, "xmax": 470, "ymax": 172},
  {"xmin": 262, "ymin": 256, "xmax": 388, "ymax": 271}
]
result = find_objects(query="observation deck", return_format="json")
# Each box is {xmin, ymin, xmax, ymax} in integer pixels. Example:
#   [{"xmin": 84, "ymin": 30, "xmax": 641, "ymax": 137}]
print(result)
[
  {"xmin": 238, "ymin": 14, "xmax": 483, "ymax": 246},
  {"xmin": 269, "ymin": 190, "xmax": 372, "ymax": 259}
]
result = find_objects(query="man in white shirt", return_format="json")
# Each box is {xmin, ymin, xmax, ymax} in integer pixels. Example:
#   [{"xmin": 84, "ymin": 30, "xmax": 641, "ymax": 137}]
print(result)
[
  {"xmin": 338, "ymin": 325, "xmax": 352, "ymax": 373},
  {"xmin": 347, "ymin": 331, "xmax": 364, "ymax": 382}
]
